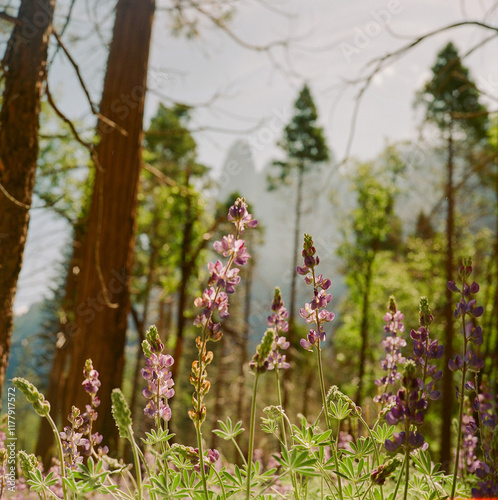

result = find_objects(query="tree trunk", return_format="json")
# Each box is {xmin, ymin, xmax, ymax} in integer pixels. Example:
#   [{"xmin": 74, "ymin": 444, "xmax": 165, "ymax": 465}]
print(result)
[
  {"xmin": 355, "ymin": 256, "xmax": 374, "ymax": 407},
  {"xmin": 172, "ymin": 170, "xmax": 194, "ymax": 382},
  {"xmin": 64, "ymin": 0, "xmax": 155, "ymax": 446},
  {"xmin": 0, "ymin": 0, "xmax": 55, "ymax": 403},
  {"xmin": 284, "ymin": 163, "xmax": 304, "ymax": 408},
  {"xmin": 440, "ymin": 125, "xmax": 455, "ymax": 471}
]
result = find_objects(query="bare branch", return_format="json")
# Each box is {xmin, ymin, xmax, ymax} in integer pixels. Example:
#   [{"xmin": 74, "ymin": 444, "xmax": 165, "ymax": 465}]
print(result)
[
  {"xmin": 341, "ymin": 20, "xmax": 498, "ymax": 162},
  {"xmin": 51, "ymin": 27, "xmax": 128, "ymax": 137},
  {"xmin": 0, "ymin": 10, "xmax": 22, "ymax": 25}
]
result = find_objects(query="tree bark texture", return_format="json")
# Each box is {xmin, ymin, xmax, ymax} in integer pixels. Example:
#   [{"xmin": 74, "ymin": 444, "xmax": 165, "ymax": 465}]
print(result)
[
  {"xmin": 63, "ymin": 0, "xmax": 155, "ymax": 444},
  {"xmin": 0, "ymin": 0, "xmax": 55, "ymax": 402}
]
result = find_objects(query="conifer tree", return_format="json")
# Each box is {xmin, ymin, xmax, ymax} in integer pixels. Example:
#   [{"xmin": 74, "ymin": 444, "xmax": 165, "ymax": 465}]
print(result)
[
  {"xmin": 417, "ymin": 41, "xmax": 488, "ymax": 469},
  {"xmin": 269, "ymin": 84, "xmax": 329, "ymax": 405}
]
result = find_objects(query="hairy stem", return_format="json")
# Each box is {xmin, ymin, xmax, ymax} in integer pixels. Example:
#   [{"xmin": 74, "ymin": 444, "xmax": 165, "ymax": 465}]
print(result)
[
  {"xmin": 46, "ymin": 413, "xmax": 68, "ymax": 500},
  {"xmin": 317, "ymin": 345, "xmax": 343, "ymax": 500},
  {"xmin": 246, "ymin": 372, "xmax": 260, "ymax": 500},
  {"xmin": 128, "ymin": 427, "xmax": 143, "ymax": 500}
]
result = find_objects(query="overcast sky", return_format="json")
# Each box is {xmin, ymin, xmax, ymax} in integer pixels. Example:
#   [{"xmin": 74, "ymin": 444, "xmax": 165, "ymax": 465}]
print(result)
[{"xmin": 14, "ymin": 0, "xmax": 498, "ymax": 311}]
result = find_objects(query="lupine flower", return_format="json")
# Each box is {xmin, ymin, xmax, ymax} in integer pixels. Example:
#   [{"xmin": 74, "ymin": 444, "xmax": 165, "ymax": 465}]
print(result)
[
  {"xmin": 190, "ymin": 197, "xmax": 257, "ymax": 427},
  {"xmin": 374, "ymin": 296, "xmax": 406, "ymax": 405},
  {"xmin": 141, "ymin": 326, "xmax": 175, "ymax": 423},
  {"xmin": 266, "ymin": 287, "xmax": 290, "ymax": 370},
  {"xmin": 470, "ymin": 382, "xmax": 498, "ymax": 497},
  {"xmin": 80, "ymin": 359, "xmax": 108, "ymax": 456},
  {"xmin": 409, "ymin": 298, "xmax": 444, "ymax": 406},
  {"xmin": 297, "ymin": 234, "xmax": 335, "ymax": 351},
  {"xmin": 448, "ymin": 259, "xmax": 484, "ymax": 376},
  {"xmin": 227, "ymin": 198, "xmax": 258, "ymax": 233},
  {"xmin": 460, "ymin": 413, "xmax": 480, "ymax": 475},
  {"xmin": 384, "ymin": 360, "xmax": 428, "ymax": 453},
  {"xmin": 60, "ymin": 406, "xmax": 90, "ymax": 470}
]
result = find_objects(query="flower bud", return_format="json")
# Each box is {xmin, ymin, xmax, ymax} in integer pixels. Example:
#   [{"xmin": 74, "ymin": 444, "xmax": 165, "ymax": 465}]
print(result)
[
  {"xmin": 111, "ymin": 388, "xmax": 132, "ymax": 439},
  {"xmin": 13, "ymin": 377, "xmax": 51, "ymax": 417}
]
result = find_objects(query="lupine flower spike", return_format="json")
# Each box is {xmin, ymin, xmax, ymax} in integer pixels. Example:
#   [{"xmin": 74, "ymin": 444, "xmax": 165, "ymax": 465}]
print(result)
[
  {"xmin": 266, "ymin": 287, "xmax": 290, "ymax": 371},
  {"xmin": 374, "ymin": 296, "xmax": 406, "ymax": 405},
  {"xmin": 81, "ymin": 359, "xmax": 108, "ymax": 456},
  {"xmin": 190, "ymin": 197, "xmax": 257, "ymax": 498},
  {"xmin": 297, "ymin": 234, "xmax": 334, "ymax": 351},
  {"xmin": 447, "ymin": 258, "xmax": 496, "ymax": 497},
  {"xmin": 141, "ymin": 326, "xmax": 175, "ymax": 424}
]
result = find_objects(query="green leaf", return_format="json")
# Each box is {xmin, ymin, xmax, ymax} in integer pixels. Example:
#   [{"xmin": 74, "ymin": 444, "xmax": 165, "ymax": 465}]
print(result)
[
  {"xmin": 212, "ymin": 417, "xmax": 245, "ymax": 440},
  {"xmin": 370, "ymin": 423, "xmax": 394, "ymax": 444},
  {"xmin": 142, "ymin": 427, "xmax": 175, "ymax": 446},
  {"xmin": 275, "ymin": 448, "xmax": 318, "ymax": 477}
]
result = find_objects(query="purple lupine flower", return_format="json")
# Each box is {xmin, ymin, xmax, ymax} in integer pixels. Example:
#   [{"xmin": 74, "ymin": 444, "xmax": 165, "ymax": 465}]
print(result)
[
  {"xmin": 142, "ymin": 351, "xmax": 175, "ymax": 422},
  {"xmin": 227, "ymin": 198, "xmax": 258, "ymax": 233},
  {"xmin": 60, "ymin": 406, "xmax": 90, "ymax": 470},
  {"xmin": 469, "ymin": 381, "xmax": 498, "ymax": 496},
  {"xmin": 79, "ymin": 359, "xmax": 108, "ymax": 456},
  {"xmin": 141, "ymin": 326, "xmax": 175, "ymax": 423},
  {"xmin": 384, "ymin": 298, "xmax": 443, "ymax": 453},
  {"xmin": 374, "ymin": 297, "xmax": 406, "ymax": 405},
  {"xmin": 190, "ymin": 197, "xmax": 257, "ymax": 426},
  {"xmin": 460, "ymin": 413, "xmax": 480, "ymax": 475},
  {"xmin": 384, "ymin": 360, "xmax": 427, "ymax": 453},
  {"xmin": 447, "ymin": 259, "xmax": 485, "ymax": 387},
  {"xmin": 266, "ymin": 288, "xmax": 290, "ymax": 370},
  {"xmin": 297, "ymin": 235, "xmax": 335, "ymax": 351}
]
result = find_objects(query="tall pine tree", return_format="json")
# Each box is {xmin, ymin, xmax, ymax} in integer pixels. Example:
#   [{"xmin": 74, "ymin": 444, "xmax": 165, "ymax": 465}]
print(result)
[
  {"xmin": 417, "ymin": 41, "xmax": 487, "ymax": 469},
  {"xmin": 269, "ymin": 84, "xmax": 329, "ymax": 406}
]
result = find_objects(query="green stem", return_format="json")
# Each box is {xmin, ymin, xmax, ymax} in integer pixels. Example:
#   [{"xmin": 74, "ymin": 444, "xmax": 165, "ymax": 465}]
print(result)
[
  {"xmin": 128, "ymin": 426, "xmax": 143, "ymax": 500},
  {"xmin": 246, "ymin": 372, "xmax": 260, "ymax": 500},
  {"xmin": 392, "ymin": 453, "xmax": 406, "ymax": 500},
  {"xmin": 196, "ymin": 423, "xmax": 210, "ymax": 499},
  {"xmin": 403, "ymin": 443, "xmax": 410, "ymax": 500},
  {"xmin": 231, "ymin": 437, "xmax": 248, "ymax": 467},
  {"xmin": 317, "ymin": 345, "xmax": 343, "ymax": 500},
  {"xmin": 275, "ymin": 369, "xmax": 299, "ymax": 499},
  {"xmin": 213, "ymin": 466, "xmax": 228, "ymax": 500},
  {"xmin": 450, "ymin": 364, "xmax": 467, "ymax": 499},
  {"xmin": 45, "ymin": 413, "xmax": 68, "ymax": 500},
  {"xmin": 450, "ymin": 307, "xmax": 469, "ymax": 500}
]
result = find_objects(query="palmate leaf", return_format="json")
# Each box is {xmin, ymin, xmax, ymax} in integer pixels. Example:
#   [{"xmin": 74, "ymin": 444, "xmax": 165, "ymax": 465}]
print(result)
[
  {"xmin": 141, "ymin": 427, "xmax": 175, "ymax": 446},
  {"xmin": 212, "ymin": 417, "xmax": 245, "ymax": 440},
  {"xmin": 345, "ymin": 436, "xmax": 375, "ymax": 459},
  {"xmin": 370, "ymin": 423, "xmax": 394, "ymax": 444},
  {"xmin": 275, "ymin": 447, "xmax": 318, "ymax": 476},
  {"xmin": 329, "ymin": 398, "xmax": 352, "ymax": 421},
  {"xmin": 27, "ymin": 469, "xmax": 58, "ymax": 492}
]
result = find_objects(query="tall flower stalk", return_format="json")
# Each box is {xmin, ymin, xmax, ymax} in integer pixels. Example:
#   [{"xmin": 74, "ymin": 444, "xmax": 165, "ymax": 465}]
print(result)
[
  {"xmin": 297, "ymin": 234, "xmax": 341, "ymax": 499},
  {"xmin": 189, "ymin": 198, "xmax": 257, "ymax": 497},
  {"xmin": 374, "ymin": 296, "xmax": 406, "ymax": 406},
  {"xmin": 382, "ymin": 297, "xmax": 443, "ymax": 500},
  {"xmin": 447, "ymin": 258, "xmax": 484, "ymax": 499},
  {"xmin": 247, "ymin": 329, "xmax": 275, "ymax": 500}
]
